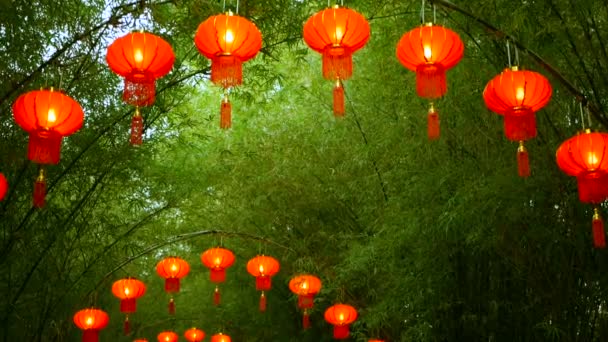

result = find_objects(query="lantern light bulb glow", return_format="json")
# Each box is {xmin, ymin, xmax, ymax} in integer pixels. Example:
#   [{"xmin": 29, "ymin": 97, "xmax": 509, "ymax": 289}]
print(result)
[
  {"xmin": 516, "ymin": 87, "xmax": 525, "ymax": 102},
  {"xmin": 225, "ymin": 30, "xmax": 234, "ymax": 43},
  {"xmin": 588, "ymin": 153, "xmax": 599, "ymax": 166},
  {"xmin": 134, "ymin": 49, "xmax": 144, "ymax": 63},
  {"xmin": 334, "ymin": 27, "xmax": 344, "ymax": 42},
  {"xmin": 339, "ymin": 313, "xmax": 344, "ymax": 321},
  {"xmin": 259, "ymin": 265, "xmax": 264, "ymax": 273},
  {"xmin": 47, "ymin": 108, "xmax": 56, "ymax": 123},
  {"xmin": 124, "ymin": 287, "xmax": 130, "ymax": 295},
  {"xmin": 171, "ymin": 264, "xmax": 177, "ymax": 271},
  {"xmin": 423, "ymin": 45, "xmax": 432, "ymax": 60},
  {"xmin": 86, "ymin": 317, "xmax": 93, "ymax": 326}
]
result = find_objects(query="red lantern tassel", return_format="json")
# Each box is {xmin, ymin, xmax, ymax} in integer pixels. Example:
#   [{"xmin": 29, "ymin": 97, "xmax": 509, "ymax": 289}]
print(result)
[
  {"xmin": 130, "ymin": 108, "xmax": 143, "ymax": 146},
  {"xmin": 593, "ymin": 208, "xmax": 606, "ymax": 248},
  {"xmin": 415, "ymin": 63, "xmax": 446, "ymax": 99},
  {"xmin": 333, "ymin": 81, "xmax": 345, "ymax": 117},
  {"xmin": 123, "ymin": 316, "xmax": 130, "ymax": 336},
  {"xmin": 214, "ymin": 286, "xmax": 221, "ymax": 306},
  {"xmin": 427, "ymin": 103, "xmax": 440, "ymax": 140},
  {"xmin": 259, "ymin": 292, "xmax": 267, "ymax": 312},
  {"xmin": 33, "ymin": 168, "xmax": 46, "ymax": 208},
  {"xmin": 303, "ymin": 310, "xmax": 311, "ymax": 329},
  {"xmin": 220, "ymin": 97, "xmax": 232, "ymax": 129},
  {"xmin": 517, "ymin": 141, "xmax": 530, "ymax": 178},
  {"xmin": 82, "ymin": 329, "xmax": 99, "ymax": 342},
  {"xmin": 168, "ymin": 297, "xmax": 175, "ymax": 315}
]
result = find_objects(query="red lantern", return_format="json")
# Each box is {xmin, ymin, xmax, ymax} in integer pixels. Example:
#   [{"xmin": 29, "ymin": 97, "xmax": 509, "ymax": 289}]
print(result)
[
  {"xmin": 195, "ymin": 12, "xmax": 262, "ymax": 129},
  {"xmin": 556, "ymin": 130, "xmax": 608, "ymax": 248},
  {"xmin": 0, "ymin": 173, "xmax": 8, "ymax": 201},
  {"xmin": 111, "ymin": 277, "xmax": 146, "ymax": 335},
  {"xmin": 289, "ymin": 274, "xmax": 322, "ymax": 329},
  {"xmin": 157, "ymin": 331, "xmax": 178, "ymax": 342},
  {"xmin": 12, "ymin": 88, "xmax": 84, "ymax": 207},
  {"xmin": 134, "ymin": 339, "xmax": 149, "ymax": 342},
  {"xmin": 73, "ymin": 308, "xmax": 109, "ymax": 342},
  {"xmin": 156, "ymin": 256, "xmax": 190, "ymax": 314},
  {"xmin": 106, "ymin": 32, "xmax": 175, "ymax": 145},
  {"xmin": 184, "ymin": 328, "xmax": 205, "ymax": 342},
  {"xmin": 369, "ymin": 340, "xmax": 385, "ymax": 342},
  {"xmin": 303, "ymin": 6, "xmax": 370, "ymax": 117},
  {"xmin": 210, "ymin": 333, "xmax": 231, "ymax": 342},
  {"xmin": 201, "ymin": 247, "xmax": 235, "ymax": 305},
  {"xmin": 324, "ymin": 304, "xmax": 358, "ymax": 339},
  {"xmin": 484, "ymin": 67, "xmax": 552, "ymax": 177},
  {"xmin": 246, "ymin": 255, "xmax": 280, "ymax": 312},
  {"xmin": 396, "ymin": 23, "xmax": 464, "ymax": 140}
]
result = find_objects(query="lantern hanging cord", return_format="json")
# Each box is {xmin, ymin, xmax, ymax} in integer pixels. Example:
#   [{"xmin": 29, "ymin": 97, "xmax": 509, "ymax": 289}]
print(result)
[
  {"xmin": 433, "ymin": 4, "xmax": 436, "ymax": 23},
  {"xmin": 514, "ymin": 44, "xmax": 520, "ymax": 66},
  {"xmin": 421, "ymin": 0, "xmax": 425, "ymax": 23},
  {"xmin": 236, "ymin": 0, "xmax": 239, "ymax": 14},
  {"xmin": 506, "ymin": 40, "xmax": 512, "ymax": 68},
  {"xmin": 223, "ymin": 0, "xmax": 226, "ymax": 12},
  {"xmin": 579, "ymin": 102, "xmax": 586, "ymax": 130}
]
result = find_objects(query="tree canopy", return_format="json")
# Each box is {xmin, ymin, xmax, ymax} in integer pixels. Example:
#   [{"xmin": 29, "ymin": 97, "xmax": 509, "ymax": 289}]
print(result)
[{"xmin": 1, "ymin": 0, "xmax": 608, "ymax": 341}]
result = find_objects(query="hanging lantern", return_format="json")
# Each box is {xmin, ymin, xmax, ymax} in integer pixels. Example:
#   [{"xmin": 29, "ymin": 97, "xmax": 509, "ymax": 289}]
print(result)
[
  {"xmin": 156, "ymin": 256, "xmax": 190, "ymax": 314},
  {"xmin": 246, "ymin": 255, "xmax": 280, "ymax": 312},
  {"xmin": 157, "ymin": 331, "xmax": 178, "ymax": 342},
  {"xmin": 289, "ymin": 274, "xmax": 322, "ymax": 329},
  {"xmin": 211, "ymin": 333, "xmax": 231, "ymax": 342},
  {"xmin": 184, "ymin": 328, "xmax": 205, "ymax": 342},
  {"xmin": 111, "ymin": 277, "xmax": 146, "ymax": 335},
  {"xmin": 556, "ymin": 130, "xmax": 608, "ymax": 248},
  {"xmin": 483, "ymin": 66, "xmax": 552, "ymax": 177},
  {"xmin": 324, "ymin": 304, "xmax": 358, "ymax": 339},
  {"xmin": 106, "ymin": 32, "xmax": 175, "ymax": 145},
  {"xmin": 73, "ymin": 308, "xmax": 109, "ymax": 342},
  {"xmin": 0, "ymin": 173, "xmax": 8, "ymax": 201},
  {"xmin": 134, "ymin": 339, "xmax": 149, "ymax": 342},
  {"xmin": 195, "ymin": 12, "xmax": 262, "ymax": 129},
  {"xmin": 303, "ymin": 5, "xmax": 370, "ymax": 117},
  {"xmin": 12, "ymin": 88, "xmax": 84, "ymax": 207},
  {"xmin": 201, "ymin": 247, "xmax": 235, "ymax": 305},
  {"xmin": 396, "ymin": 23, "xmax": 464, "ymax": 140},
  {"xmin": 368, "ymin": 340, "xmax": 385, "ymax": 342}
]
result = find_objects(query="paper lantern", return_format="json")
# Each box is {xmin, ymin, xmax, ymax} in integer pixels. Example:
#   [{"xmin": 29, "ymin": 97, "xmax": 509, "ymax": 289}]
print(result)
[
  {"xmin": 201, "ymin": 247, "xmax": 235, "ymax": 305},
  {"xmin": 184, "ymin": 328, "xmax": 205, "ymax": 342},
  {"xmin": 157, "ymin": 331, "xmax": 178, "ymax": 342},
  {"xmin": 111, "ymin": 277, "xmax": 146, "ymax": 335},
  {"xmin": 134, "ymin": 339, "xmax": 149, "ymax": 342},
  {"xmin": 195, "ymin": 12, "xmax": 262, "ymax": 128},
  {"xmin": 73, "ymin": 308, "xmax": 109, "ymax": 342},
  {"xmin": 325, "ymin": 304, "xmax": 358, "ymax": 339},
  {"xmin": 156, "ymin": 256, "xmax": 190, "ymax": 314},
  {"xmin": 396, "ymin": 23, "xmax": 464, "ymax": 139},
  {"xmin": 210, "ymin": 333, "xmax": 231, "ymax": 342},
  {"xmin": 484, "ymin": 66, "xmax": 552, "ymax": 177},
  {"xmin": 289, "ymin": 274, "xmax": 322, "ymax": 329},
  {"xmin": 303, "ymin": 5, "xmax": 370, "ymax": 116},
  {"xmin": 0, "ymin": 173, "xmax": 8, "ymax": 201},
  {"xmin": 368, "ymin": 340, "xmax": 385, "ymax": 342},
  {"xmin": 246, "ymin": 255, "xmax": 280, "ymax": 312},
  {"xmin": 12, "ymin": 88, "xmax": 84, "ymax": 207},
  {"xmin": 106, "ymin": 32, "xmax": 175, "ymax": 144},
  {"xmin": 557, "ymin": 130, "xmax": 608, "ymax": 248}
]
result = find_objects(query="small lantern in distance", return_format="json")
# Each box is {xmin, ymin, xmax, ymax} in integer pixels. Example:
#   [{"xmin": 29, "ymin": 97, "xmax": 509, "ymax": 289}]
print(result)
[
  {"xmin": 184, "ymin": 328, "xmax": 205, "ymax": 342},
  {"xmin": 201, "ymin": 247, "xmax": 235, "ymax": 305},
  {"xmin": 246, "ymin": 255, "xmax": 280, "ymax": 312},
  {"xmin": 211, "ymin": 333, "xmax": 231, "ymax": 342},
  {"xmin": 324, "ymin": 304, "xmax": 358, "ymax": 339},
  {"xmin": 157, "ymin": 331, "xmax": 178, "ymax": 342},
  {"xmin": 156, "ymin": 256, "xmax": 190, "ymax": 314},
  {"xmin": 73, "ymin": 308, "xmax": 109, "ymax": 342},
  {"xmin": 289, "ymin": 274, "xmax": 322, "ymax": 329},
  {"xmin": 111, "ymin": 277, "xmax": 146, "ymax": 335}
]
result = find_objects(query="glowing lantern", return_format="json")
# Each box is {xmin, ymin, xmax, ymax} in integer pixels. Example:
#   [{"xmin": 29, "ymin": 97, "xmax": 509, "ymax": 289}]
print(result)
[
  {"xmin": 184, "ymin": 328, "xmax": 205, "ymax": 342},
  {"xmin": 484, "ymin": 67, "xmax": 552, "ymax": 177},
  {"xmin": 106, "ymin": 32, "xmax": 175, "ymax": 145},
  {"xmin": 195, "ymin": 12, "xmax": 262, "ymax": 129},
  {"xmin": 210, "ymin": 333, "xmax": 231, "ymax": 342},
  {"xmin": 396, "ymin": 23, "xmax": 464, "ymax": 140},
  {"xmin": 157, "ymin": 331, "xmax": 178, "ymax": 342},
  {"xmin": 246, "ymin": 255, "xmax": 280, "ymax": 312},
  {"xmin": 303, "ymin": 6, "xmax": 370, "ymax": 117},
  {"xmin": 289, "ymin": 274, "xmax": 322, "ymax": 329},
  {"xmin": 556, "ymin": 130, "xmax": 608, "ymax": 248},
  {"xmin": 111, "ymin": 277, "xmax": 146, "ymax": 335},
  {"xmin": 134, "ymin": 339, "xmax": 149, "ymax": 342},
  {"xmin": 368, "ymin": 340, "xmax": 385, "ymax": 342},
  {"xmin": 73, "ymin": 308, "xmax": 109, "ymax": 342},
  {"xmin": 324, "ymin": 304, "xmax": 358, "ymax": 339},
  {"xmin": 12, "ymin": 88, "xmax": 84, "ymax": 207},
  {"xmin": 201, "ymin": 247, "xmax": 235, "ymax": 305},
  {"xmin": 0, "ymin": 173, "xmax": 8, "ymax": 201},
  {"xmin": 156, "ymin": 256, "xmax": 190, "ymax": 314}
]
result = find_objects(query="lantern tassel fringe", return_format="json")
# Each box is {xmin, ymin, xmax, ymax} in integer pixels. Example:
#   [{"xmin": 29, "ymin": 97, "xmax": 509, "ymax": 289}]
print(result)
[
  {"xmin": 169, "ymin": 297, "xmax": 175, "ymax": 315},
  {"xmin": 593, "ymin": 208, "xmax": 606, "ymax": 248},
  {"xmin": 333, "ymin": 81, "xmax": 345, "ymax": 117},
  {"xmin": 130, "ymin": 108, "xmax": 144, "ymax": 146},
  {"xmin": 33, "ymin": 168, "xmax": 46, "ymax": 208},
  {"xmin": 259, "ymin": 292, "xmax": 267, "ymax": 312},
  {"xmin": 303, "ymin": 310, "xmax": 311, "ymax": 329},
  {"xmin": 123, "ymin": 316, "xmax": 130, "ymax": 336},
  {"xmin": 517, "ymin": 141, "xmax": 530, "ymax": 178},
  {"xmin": 220, "ymin": 97, "xmax": 232, "ymax": 129},
  {"xmin": 214, "ymin": 286, "xmax": 221, "ymax": 306},
  {"xmin": 427, "ymin": 103, "xmax": 440, "ymax": 140}
]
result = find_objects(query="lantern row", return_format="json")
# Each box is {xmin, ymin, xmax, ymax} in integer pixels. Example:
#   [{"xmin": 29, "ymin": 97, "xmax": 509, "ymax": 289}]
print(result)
[{"xmin": 74, "ymin": 248, "xmax": 385, "ymax": 341}]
